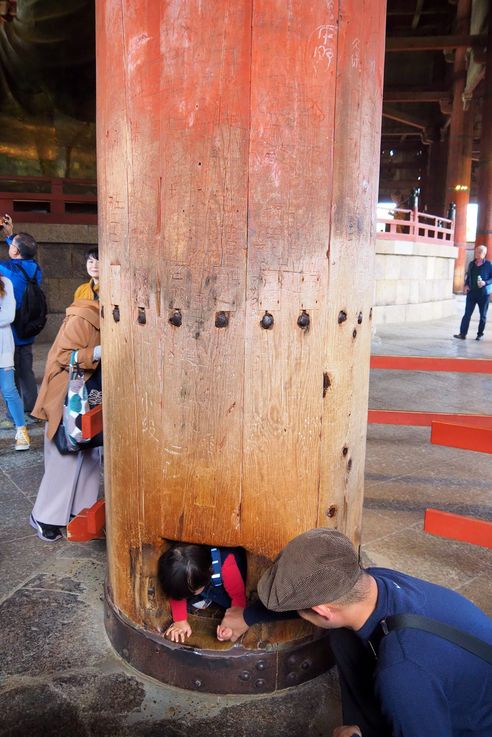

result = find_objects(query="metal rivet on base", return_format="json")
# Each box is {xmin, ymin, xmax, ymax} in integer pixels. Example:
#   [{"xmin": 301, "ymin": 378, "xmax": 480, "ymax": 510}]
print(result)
[
  {"xmin": 215, "ymin": 311, "xmax": 229, "ymax": 328},
  {"xmin": 297, "ymin": 311, "xmax": 310, "ymax": 329},
  {"xmin": 169, "ymin": 309, "xmax": 182, "ymax": 327},
  {"xmin": 260, "ymin": 312, "xmax": 274, "ymax": 329}
]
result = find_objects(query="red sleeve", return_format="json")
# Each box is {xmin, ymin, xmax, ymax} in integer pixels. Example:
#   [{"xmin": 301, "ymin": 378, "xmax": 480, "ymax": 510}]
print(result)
[
  {"xmin": 222, "ymin": 553, "xmax": 247, "ymax": 608},
  {"xmin": 170, "ymin": 598, "xmax": 187, "ymax": 622}
]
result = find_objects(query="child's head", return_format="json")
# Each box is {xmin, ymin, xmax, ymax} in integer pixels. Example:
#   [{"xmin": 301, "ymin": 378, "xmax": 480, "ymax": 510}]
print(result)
[{"xmin": 158, "ymin": 544, "xmax": 212, "ymax": 600}]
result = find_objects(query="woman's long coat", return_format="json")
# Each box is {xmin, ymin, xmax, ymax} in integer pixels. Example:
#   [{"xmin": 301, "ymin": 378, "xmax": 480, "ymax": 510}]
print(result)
[{"xmin": 33, "ymin": 300, "xmax": 100, "ymax": 439}]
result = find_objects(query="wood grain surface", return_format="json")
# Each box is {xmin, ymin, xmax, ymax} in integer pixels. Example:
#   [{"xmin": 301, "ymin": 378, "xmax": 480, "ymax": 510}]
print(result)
[{"xmin": 97, "ymin": 0, "xmax": 386, "ymax": 626}]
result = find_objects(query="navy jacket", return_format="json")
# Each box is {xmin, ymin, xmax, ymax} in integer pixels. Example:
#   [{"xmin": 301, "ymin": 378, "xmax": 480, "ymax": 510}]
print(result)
[
  {"xmin": 0, "ymin": 235, "xmax": 43, "ymax": 345},
  {"xmin": 358, "ymin": 568, "xmax": 492, "ymax": 737},
  {"xmin": 465, "ymin": 259, "xmax": 492, "ymax": 295}
]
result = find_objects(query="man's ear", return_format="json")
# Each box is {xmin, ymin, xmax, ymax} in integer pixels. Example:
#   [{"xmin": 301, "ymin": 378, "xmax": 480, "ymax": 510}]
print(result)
[{"xmin": 312, "ymin": 603, "xmax": 332, "ymax": 619}]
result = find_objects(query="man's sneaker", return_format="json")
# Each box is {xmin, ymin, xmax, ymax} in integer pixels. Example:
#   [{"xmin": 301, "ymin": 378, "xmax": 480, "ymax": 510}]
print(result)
[
  {"xmin": 453, "ymin": 334, "xmax": 466, "ymax": 340},
  {"xmin": 476, "ymin": 335, "xmax": 483, "ymax": 341},
  {"xmin": 29, "ymin": 513, "xmax": 62, "ymax": 542},
  {"xmin": 15, "ymin": 426, "xmax": 30, "ymax": 451}
]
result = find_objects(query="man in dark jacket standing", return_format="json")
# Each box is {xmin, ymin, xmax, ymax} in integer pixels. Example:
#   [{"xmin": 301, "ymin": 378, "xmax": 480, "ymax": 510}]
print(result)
[
  {"xmin": 257, "ymin": 528, "xmax": 492, "ymax": 737},
  {"xmin": 454, "ymin": 244, "xmax": 492, "ymax": 341},
  {"xmin": 0, "ymin": 214, "xmax": 42, "ymax": 418}
]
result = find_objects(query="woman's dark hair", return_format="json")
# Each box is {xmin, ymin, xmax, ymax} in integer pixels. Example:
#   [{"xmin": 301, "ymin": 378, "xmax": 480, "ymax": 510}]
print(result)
[
  {"xmin": 85, "ymin": 247, "xmax": 99, "ymax": 261},
  {"xmin": 157, "ymin": 544, "xmax": 212, "ymax": 600},
  {"xmin": 0, "ymin": 276, "xmax": 6, "ymax": 298}
]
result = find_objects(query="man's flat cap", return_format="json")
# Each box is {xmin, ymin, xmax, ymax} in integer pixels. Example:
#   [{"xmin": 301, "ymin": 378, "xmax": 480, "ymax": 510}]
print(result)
[{"xmin": 257, "ymin": 528, "xmax": 361, "ymax": 611}]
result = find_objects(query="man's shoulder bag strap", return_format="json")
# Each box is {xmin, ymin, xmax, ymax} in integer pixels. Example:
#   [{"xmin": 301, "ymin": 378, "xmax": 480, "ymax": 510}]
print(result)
[{"xmin": 371, "ymin": 613, "xmax": 492, "ymax": 665}]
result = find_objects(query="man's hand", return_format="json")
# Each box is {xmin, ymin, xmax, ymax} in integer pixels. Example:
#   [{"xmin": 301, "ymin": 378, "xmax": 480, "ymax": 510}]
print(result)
[
  {"xmin": 165, "ymin": 620, "xmax": 192, "ymax": 643},
  {"xmin": 1, "ymin": 213, "xmax": 13, "ymax": 238},
  {"xmin": 217, "ymin": 606, "xmax": 249, "ymax": 642},
  {"xmin": 464, "ymin": 285, "xmax": 470, "ymax": 294},
  {"xmin": 332, "ymin": 726, "xmax": 362, "ymax": 737}
]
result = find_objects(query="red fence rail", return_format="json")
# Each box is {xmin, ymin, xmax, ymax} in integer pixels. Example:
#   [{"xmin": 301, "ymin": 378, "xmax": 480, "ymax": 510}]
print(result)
[
  {"xmin": 377, "ymin": 207, "xmax": 455, "ymax": 244},
  {"xmin": 0, "ymin": 175, "xmax": 97, "ymax": 225}
]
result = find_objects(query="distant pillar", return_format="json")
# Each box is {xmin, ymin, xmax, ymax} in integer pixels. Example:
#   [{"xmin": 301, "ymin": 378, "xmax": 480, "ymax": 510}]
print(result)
[
  {"xmin": 97, "ymin": 0, "xmax": 386, "ymax": 693},
  {"xmin": 475, "ymin": 17, "xmax": 492, "ymax": 251},
  {"xmin": 445, "ymin": 0, "xmax": 473, "ymax": 292},
  {"xmin": 426, "ymin": 134, "xmax": 448, "ymax": 217}
]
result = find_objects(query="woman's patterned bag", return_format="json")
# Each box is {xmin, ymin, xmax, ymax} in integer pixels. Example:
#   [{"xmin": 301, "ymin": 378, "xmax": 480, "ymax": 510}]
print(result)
[{"xmin": 62, "ymin": 350, "xmax": 90, "ymax": 451}]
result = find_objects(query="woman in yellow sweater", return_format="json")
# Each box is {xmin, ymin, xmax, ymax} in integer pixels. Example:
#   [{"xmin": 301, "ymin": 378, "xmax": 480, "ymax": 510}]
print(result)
[{"xmin": 74, "ymin": 248, "xmax": 99, "ymax": 300}]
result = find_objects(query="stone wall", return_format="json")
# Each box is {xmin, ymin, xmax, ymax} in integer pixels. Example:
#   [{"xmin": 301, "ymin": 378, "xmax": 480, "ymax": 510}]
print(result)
[
  {"xmin": 373, "ymin": 239, "xmax": 457, "ymax": 324},
  {"xmin": 1, "ymin": 223, "xmax": 98, "ymax": 342}
]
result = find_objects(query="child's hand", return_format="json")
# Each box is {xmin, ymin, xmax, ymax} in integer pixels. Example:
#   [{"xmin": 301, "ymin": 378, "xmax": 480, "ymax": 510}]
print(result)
[
  {"xmin": 217, "ymin": 607, "xmax": 248, "ymax": 642},
  {"xmin": 165, "ymin": 620, "xmax": 192, "ymax": 643},
  {"xmin": 216, "ymin": 623, "xmax": 233, "ymax": 641}
]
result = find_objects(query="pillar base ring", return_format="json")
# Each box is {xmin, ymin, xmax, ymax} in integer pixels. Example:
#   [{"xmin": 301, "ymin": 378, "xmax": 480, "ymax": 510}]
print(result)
[{"xmin": 105, "ymin": 587, "xmax": 334, "ymax": 694}]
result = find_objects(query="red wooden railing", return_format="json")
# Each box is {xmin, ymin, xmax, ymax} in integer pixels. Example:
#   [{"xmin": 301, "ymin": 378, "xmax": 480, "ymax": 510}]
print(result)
[
  {"xmin": 377, "ymin": 207, "xmax": 455, "ymax": 244},
  {"xmin": 0, "ymin": 176, "xmax": 97, "ymax": 225}
]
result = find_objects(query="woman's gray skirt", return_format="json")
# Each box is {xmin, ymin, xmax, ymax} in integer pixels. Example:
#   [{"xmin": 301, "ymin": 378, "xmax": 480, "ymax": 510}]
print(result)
[{"xmin": 32, "ymin": 426, "xmax": 101, "ymax": 526}]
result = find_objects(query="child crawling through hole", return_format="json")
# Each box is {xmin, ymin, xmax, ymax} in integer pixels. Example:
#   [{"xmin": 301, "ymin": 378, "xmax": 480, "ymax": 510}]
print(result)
[{"xmin": 157, "ymin": 543, "xmax": 293, "ymax": 643}]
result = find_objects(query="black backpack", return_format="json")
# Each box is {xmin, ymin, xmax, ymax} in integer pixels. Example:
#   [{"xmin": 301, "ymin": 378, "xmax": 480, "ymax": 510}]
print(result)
[{"xmin": 13, "ymin": 263, "xmax": 48, "ymax": 339}]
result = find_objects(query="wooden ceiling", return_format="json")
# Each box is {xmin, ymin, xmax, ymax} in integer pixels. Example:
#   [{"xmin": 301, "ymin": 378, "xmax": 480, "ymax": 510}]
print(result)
[{"xmin": 380, "ymin": 0, "xmax": 489, "ymax": 207}]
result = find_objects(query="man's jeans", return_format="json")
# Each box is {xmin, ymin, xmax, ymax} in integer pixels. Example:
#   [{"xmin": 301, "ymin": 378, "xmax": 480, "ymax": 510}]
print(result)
[
  {"xmin": 459, "ymin": 290, "xmax": 490, "ymax": 337},
  {"xmin": 14, "ymin": 343, "xmax": 38, "ymax": 413}
]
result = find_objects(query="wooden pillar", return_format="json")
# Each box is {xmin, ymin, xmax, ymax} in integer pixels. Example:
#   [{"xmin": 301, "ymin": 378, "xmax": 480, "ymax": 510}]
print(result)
[
  {"xmin": 96, "ymin": 0, "xmax": 386, "ymax": 691},
  {"xmin": 475, "ymin": 17, "xmax": 492, "ymax": 251},
  {"xmin": 426, "ymin": 135, "xmax": 448, "ymax": 217},
  {"xmin": 445, "ymin": 0, "xmax": 473, "ymax": 292}
]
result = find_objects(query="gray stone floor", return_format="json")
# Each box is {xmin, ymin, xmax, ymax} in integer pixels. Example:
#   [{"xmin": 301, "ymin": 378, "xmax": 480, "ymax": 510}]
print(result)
[{"xmin": 0, "ymin": 297, "xmax": 491, "ymax": 736}]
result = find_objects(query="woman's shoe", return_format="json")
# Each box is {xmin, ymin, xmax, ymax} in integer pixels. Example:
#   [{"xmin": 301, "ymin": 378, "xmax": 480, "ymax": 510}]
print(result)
[
  {"xmin": 29, "ymin": 513, "xmax": 62, "ymax": 542},
  {"xmin": 15, "ymin": 426, "xmax": 30, "ymax": 451}
]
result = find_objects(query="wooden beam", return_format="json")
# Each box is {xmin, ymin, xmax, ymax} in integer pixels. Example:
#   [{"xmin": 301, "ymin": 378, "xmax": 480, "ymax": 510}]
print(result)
[
  {"xmin": 431, "ymin": 422, "xmax": 492, "ymax": 454},
  {"xmin": 381, "ymin": 161, "xmax": 426, "ymax": 170},
  {"xmin": 384, "ymin": 89, "xmax": 451, "ymax": 103},
  {"xmin": 381, "ymin": 131, "xmax": 423, "ymax": 138},
  {"xmin": 382, "ymin": 105, "xmax": 430, "ymax": 130},
  {"xmin": 411, "ymin": 0, "xmax": 425, "ymax": 30},
  {"xmin": 386, "ymin": 34, "xmax": 487, "ymax": 52},
  {"xmin": 424, "ymin": 509, "xmax": 492, "ymax": 549},
  {"xmin": 368, "ymin": 410, "xmax": 492, "ymax": 428},
  {"xmin": 370, "ymin": 355, "xmax": 492, "ymax": 373},
  {"xmin": 387, "ymin": 4, "xmax": 453, "ymax": 16}
]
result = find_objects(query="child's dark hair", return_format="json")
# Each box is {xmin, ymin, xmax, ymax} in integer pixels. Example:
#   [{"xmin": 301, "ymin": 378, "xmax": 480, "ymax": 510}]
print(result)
[
  {"xmin": 157, "ymin": 544, "xmax": 212, "ymax": 600},
  {"xmin": 85, "ymin": 247, "xmax": 99, "ymax": 261}
]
